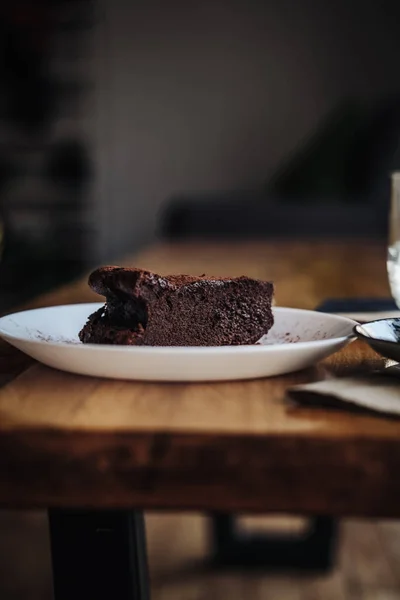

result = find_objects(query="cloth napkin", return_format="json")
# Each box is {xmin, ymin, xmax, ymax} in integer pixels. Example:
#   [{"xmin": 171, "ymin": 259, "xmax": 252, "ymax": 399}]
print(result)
[{"xmin": 287, "ymin": 365, "xmax": 400, "ymax": 419}]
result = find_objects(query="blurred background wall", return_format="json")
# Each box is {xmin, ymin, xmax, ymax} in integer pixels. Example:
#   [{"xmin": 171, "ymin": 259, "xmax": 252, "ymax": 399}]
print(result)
[{"xmin": 94, "ymin": 0, "xmax": 400, "ymax": 259}]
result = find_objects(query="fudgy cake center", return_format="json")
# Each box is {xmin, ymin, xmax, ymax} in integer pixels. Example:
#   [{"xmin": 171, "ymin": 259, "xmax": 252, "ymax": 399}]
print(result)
[{"xmin": 106, "ymin": 291, "xmax": 148, "ymax": 329}]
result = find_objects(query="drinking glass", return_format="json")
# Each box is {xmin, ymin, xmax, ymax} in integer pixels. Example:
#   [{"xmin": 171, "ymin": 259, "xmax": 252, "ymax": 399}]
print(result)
[{"xmin": 387, "ymin": 172, "xmax": 400, "ymax": 307}]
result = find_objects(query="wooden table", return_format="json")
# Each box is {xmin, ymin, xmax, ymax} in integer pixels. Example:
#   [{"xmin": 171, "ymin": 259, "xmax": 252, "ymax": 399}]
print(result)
[{"xmin": 0, "ymin": 240, "xmax": 397, "ymax": 599}]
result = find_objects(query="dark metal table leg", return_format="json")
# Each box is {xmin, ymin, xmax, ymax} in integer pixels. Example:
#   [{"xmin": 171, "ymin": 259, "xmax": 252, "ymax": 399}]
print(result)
[
  {"xmin": 210, "ymin": 514, "xmax": 338, "ymax": 571},
  {"xmin": 48, "ymin": 509, "xmax": 150, "ymax": 600}
]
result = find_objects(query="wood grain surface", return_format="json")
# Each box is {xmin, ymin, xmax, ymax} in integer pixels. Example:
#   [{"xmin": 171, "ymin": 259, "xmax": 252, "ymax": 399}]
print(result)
[{"xmin": 0, "ymin": 240, "xmax": 398, "ymax": 514}]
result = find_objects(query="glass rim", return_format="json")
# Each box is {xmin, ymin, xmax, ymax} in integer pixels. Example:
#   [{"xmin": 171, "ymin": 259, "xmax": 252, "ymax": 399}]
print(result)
[{"xmin": 392, "ymin": 171, "xmax": 400, "ymax": 180}]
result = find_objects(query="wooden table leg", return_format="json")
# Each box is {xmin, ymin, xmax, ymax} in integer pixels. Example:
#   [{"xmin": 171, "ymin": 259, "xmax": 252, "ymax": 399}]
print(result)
[{"xmin": 48, "ymin": 509, "xmax": 150, "ymax": 600}]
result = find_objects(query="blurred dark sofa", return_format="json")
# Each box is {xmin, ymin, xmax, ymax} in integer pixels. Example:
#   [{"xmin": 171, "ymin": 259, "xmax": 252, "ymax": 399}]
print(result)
[{"xmin": 160, "ymin": 97, "xmax": 400, "ymax": 240}]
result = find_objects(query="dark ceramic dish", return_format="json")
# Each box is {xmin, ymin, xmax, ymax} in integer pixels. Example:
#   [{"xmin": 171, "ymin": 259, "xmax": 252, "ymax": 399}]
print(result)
[{"xmin": 354, "ymin": 318, "xmax": 400, "ymax": 362}]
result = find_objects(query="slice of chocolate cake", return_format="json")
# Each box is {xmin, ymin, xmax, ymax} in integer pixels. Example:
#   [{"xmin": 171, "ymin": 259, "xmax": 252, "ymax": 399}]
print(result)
[{"xmin": 79, "ymin": 266, "xmax": 274, "ymax": 346}]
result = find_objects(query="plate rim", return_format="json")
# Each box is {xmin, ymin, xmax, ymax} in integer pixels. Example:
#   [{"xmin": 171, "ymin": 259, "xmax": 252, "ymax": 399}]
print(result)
[{"xmin": 0, "ymin": 303, "xmax": 358, "ymax": 354}]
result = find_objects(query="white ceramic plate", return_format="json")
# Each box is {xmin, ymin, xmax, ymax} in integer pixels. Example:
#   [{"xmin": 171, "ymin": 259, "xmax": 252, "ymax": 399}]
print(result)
[{"xmin": 0, "ymin": 303, "xmax": 357, "ymax": 382}]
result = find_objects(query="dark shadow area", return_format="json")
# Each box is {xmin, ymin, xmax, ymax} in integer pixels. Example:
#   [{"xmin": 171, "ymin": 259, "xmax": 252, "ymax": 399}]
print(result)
[
  {"xmin": 160, "ymin": 96, "xmax": 400, "ymax": 241},
  {"xmin": 0, "ymin": 1, "xmax": 94, "ymax": 313}
]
